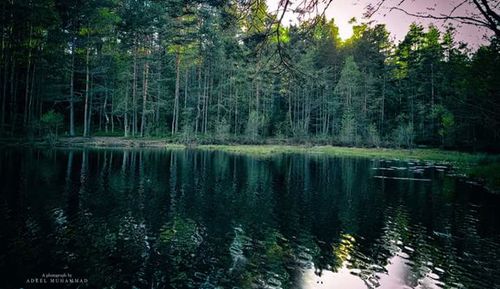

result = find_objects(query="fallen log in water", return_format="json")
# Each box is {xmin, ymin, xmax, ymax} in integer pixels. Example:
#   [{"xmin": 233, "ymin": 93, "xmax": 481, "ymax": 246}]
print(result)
[{"xmin": 373, "ymin": 175, "xmax": 431, "ymax": 182}]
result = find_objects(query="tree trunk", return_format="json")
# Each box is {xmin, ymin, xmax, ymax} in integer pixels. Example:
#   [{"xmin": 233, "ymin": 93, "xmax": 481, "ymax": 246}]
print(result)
[
  {"xmin": 431, "ymin": 63, "xmax": 435, "ymax": 139},
  {"xmin": 155, "ymin": 56, "xmax": 161, "ymax": 127},
  {"xmin": 103, "ymin": 78, "xmax": 109, "ymax": 133},
  {"xmin": 69, "ymin": 40, "xmax": 75, "ymax": 136},
  {"xmin": 255, "ymin": 76, "xmax": 260, "ymax": 120},
  {"xmin": 380, "ymin": 73, "xmax": 385, "ymax": 133},
  {"xmin": 1, "ymin": 49, "xmax": 8, "ymax": 129},
  {"xmin": 0, "ymin": 0, "xmax": 4, "ymax": 129},
  {"xmin": 23, "ymin": 24, "xmax": 32, "ymax": 126},
  {"xmin": 27, "ymin": 62, "xmax": 35, "ymax": 124},
  {"xmin": 132, "ymin": 49, "xmax": 137, "ymax": 137},
  {"xmin": 111, "ymin": 88, "xmax": 114, "ymax": 133},
  {"xmin": 83, "ymin": 48, "xmax": 90, "ymax": 137},
  {"xmin": 217, "ymin": 72, "xmax": 222, "ymax": 125},
  {"xmin": 10, "ymin": 60, "xmax": 16, "ymax": 134},
  {"xmin": 140, "ymin": 61, "xmax": 149, "ymax": 137},
  {"xmin": 184, "ymin": 67, "xmax": 188, "ymax": 110},
  {"xmin": 171, "ymin": 53, "xmax": 180, "ymax": 135},
  {"xmin": 87, "ymin": 71, "xmax": 93, "ymax": 136},
  {"xmin": 124, "ymin": 82, "xmax": 129, "ymax": 137},
  {"xmin": 195, "ymin": 66, "xmax": 202, "ymax": 134},
  {"xmin": 202, "ymin": 67, "xmax": 209, "ymax": 134}
]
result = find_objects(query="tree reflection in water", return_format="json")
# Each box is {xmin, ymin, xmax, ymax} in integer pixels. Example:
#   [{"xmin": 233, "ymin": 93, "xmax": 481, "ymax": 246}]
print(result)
[{"xmin": 0, "ymin": 148, "xmax": 499, "ymax": 288}]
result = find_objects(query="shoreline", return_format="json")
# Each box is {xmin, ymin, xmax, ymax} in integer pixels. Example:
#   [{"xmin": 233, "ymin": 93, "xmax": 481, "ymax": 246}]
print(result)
[{"xmin": 1, "ymin": 136, "xmax": 499, "ymax": 192}]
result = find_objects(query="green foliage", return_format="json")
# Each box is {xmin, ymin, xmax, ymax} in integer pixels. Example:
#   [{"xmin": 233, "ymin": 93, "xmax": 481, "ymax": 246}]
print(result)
[
  {"xmin": 393, "ymin": 122, "xmax": 415, "ymax": 149},
  {"xmin": 270, "ymin": 26, "xmax": 290, "ymax": 44},
  {"xmin": 180, "ymin": 123, "xmax": 195, "ymax": 144},
  {"xmin": 215, "ymin": 117, "xmax": 231, "ymax": 143},
  {"xmin": 339, "ymin": 109, "xmax": 359, "ymax": 146},
  {"xmin": 1, "ymin": 0, "xmax": 499, "ymax": 152},
  {"xmin": 468, "ymin": 162, "xmax": 500, "ymax": 191},
  {"xmin": 366, "ymin": 124, "xmax": 381, "ymax": 147},
  {"xmin": 245, "ymin": 111, "xmax": 261, "ymax": 142},
  {"xmin": 432, "ymin": 105, "xmax": 455, "ymax": 146},
  {"xmin": 40, "ymin": 110, "xmax": 64, "ymax": 140},
  {"xmin": 41, "ymin": 110, "xmax": 64, "ymax": 127},
  {"xmin": 335, "ymin": 56, "xmax": 362, "ymax": 106}
]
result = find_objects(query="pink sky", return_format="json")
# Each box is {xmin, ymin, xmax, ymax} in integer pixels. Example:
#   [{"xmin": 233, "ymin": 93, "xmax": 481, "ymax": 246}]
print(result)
[{"xmin": 267, "ymin": 0, "xmax": 493, "ymax": 48}]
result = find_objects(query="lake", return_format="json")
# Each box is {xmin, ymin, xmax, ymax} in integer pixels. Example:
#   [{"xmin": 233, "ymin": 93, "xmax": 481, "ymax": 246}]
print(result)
[{"xmin": 0, "ymin": 148, "xmax": 499, "ymax": 289}]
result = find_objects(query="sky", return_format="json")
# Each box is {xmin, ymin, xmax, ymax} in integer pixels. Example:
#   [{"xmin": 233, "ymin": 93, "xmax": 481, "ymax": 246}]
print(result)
[{"xmin": 266, "ymin": 0, "xmax": 493, "ymax": 48}]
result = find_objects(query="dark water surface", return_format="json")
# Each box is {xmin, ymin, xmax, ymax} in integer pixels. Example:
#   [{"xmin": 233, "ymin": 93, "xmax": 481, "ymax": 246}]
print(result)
[{"xmin": 1, "ymin": 148, "xmax": 499, "ymax": 289}]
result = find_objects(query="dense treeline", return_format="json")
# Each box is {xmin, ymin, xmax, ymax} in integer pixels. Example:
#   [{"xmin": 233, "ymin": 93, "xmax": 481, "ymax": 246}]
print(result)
[{"xmin": 0, "ymin": 0, "xmax": 499, "ymax": 150}]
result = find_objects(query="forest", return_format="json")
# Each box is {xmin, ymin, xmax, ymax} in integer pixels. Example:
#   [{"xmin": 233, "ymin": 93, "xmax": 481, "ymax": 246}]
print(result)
[{"xmin": 0, "ymin": 0, "xmax": 499, "ymax": 151}]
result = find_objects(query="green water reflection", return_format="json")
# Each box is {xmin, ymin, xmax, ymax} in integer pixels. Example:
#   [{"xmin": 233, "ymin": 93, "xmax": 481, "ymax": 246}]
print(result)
[{"xmin": 0, "ymin": 148, "xmax": 499, "ymax": 288}]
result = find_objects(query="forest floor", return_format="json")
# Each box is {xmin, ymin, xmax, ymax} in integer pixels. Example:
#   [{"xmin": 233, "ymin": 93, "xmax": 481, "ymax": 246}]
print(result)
[{"xmin": 1, "ymin": 136, "xmax": 499, "ymax": 193}]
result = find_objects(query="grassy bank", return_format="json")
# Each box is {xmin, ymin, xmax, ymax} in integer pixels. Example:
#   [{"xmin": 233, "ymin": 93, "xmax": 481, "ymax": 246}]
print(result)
[
  {"xmin": 196, "ymin": 145, "xmax": 500, "ymax": 192},
  {"xmin": 196, "ymin": 144, "xmax": 485, "ymax": 162}
]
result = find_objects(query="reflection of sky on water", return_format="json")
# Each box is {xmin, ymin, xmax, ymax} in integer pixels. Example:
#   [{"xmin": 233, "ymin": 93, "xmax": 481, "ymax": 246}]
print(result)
[
  {"xmin": 300, "ymin": 241, "xmax": 446, "ymax": 289},
  {"xmin": 299, "ymin": 211, "xmax": 449, "ymax": 289},
  {"xmin": 301, "ymin": 263, "xmax": 366, "ymax": 289},
  {"xmin": 300, "ymin": 233, "xmax": 368, "ymax": 288}
]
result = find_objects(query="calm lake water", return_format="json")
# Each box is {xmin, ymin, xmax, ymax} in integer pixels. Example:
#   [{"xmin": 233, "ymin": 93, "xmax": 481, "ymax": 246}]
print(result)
[{"xmin": 1, "ymin": 148, "xmax": 499, "ymax": 289}]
